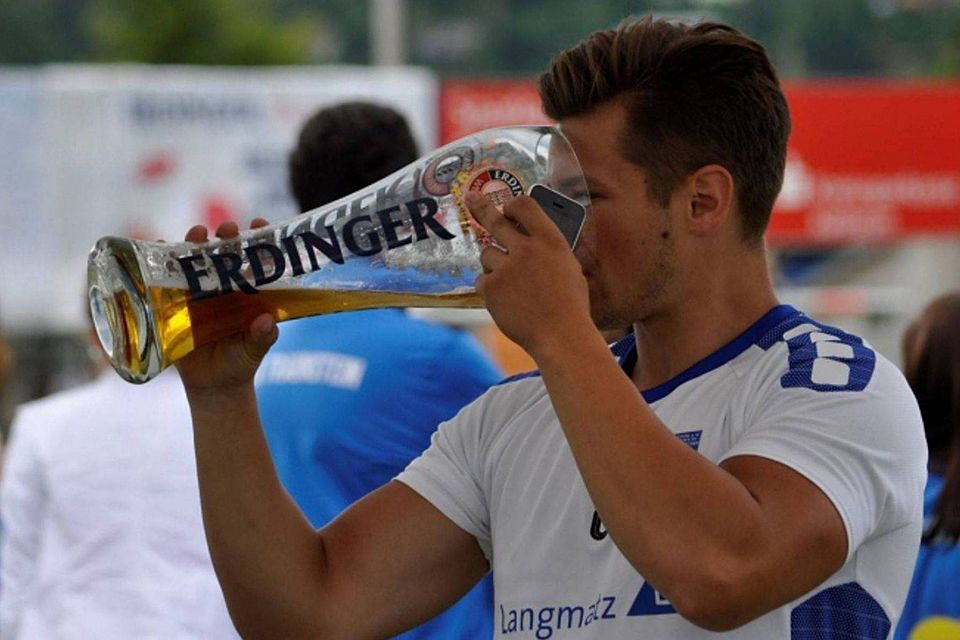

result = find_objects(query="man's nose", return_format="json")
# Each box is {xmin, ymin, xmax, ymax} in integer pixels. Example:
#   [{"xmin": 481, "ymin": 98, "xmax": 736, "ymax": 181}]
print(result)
[{"xmin": 574, "ymin": 218, "xmax": 595, "ymax": 251}]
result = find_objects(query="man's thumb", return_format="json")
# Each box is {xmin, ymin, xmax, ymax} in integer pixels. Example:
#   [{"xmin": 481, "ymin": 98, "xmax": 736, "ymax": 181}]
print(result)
[{"xmin": 243, "ymin": 313, "xmax": 278, "ymax": 365}]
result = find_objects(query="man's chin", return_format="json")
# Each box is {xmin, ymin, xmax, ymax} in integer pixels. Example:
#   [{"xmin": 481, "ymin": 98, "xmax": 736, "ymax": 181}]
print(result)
[
  {"xmin": 587, "ymin": 288, "xmax": 632, "ymax": 330},
  {"xmin": 590, "ymin": 301, "xmax": 641, "ymax": 334},
  {"xmin": 589, "ymin": 308, "xmax": 619, "ymax": 333}
]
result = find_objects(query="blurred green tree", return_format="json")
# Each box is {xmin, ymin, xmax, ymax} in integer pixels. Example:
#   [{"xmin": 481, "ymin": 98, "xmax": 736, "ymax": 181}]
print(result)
[
  {"xmin": 85, "ymin": 0, "xmax": 315, "ymax": 64},
  {"xmin": 931, "ymin": 16, "xmax": 960, "ymax": 76},
  {"xmin": 0, "ymin": 0, "xmax": 93, "ymax": 63},
  {"xmin": 1, "ymin": 0, "xmax": 959, "ymax": 76},
  {"xmin": 408, "ymin": 0, "xmax": 655, "ymax": 77},
  {"xmin": 881, "ymin": 3, "xmax": 960, "ymax": 77},
  {"xmin": 279, "ymin": 0, "xmax": 368, "ymax": 64}
]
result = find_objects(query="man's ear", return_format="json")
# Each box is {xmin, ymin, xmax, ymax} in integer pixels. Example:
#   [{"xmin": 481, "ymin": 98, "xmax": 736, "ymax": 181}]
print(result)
[{"xmin": 683, "ymin": 165, "xmax": 734, "ymax": 237}]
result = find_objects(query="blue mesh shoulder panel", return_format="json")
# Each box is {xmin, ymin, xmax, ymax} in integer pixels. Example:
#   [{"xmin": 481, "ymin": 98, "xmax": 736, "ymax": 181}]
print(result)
[{"xmin": 791, "ymin": 582, "xmax": 891, "ymax": 639}]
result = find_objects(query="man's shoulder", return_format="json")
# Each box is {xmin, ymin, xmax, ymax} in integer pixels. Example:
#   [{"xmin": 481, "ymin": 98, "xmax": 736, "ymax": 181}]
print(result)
[
  {"xmin": 455, "ymin": 369, "xmax": 549, "ymax": 426},
  {"xmin": 495, "ymin": 369, "xmax": 544, "ymax": 387},
  {"xmin": 735, "ymin": 308, "xmax": 921, "ymax": 445},
  {"xmin": 490, "ymin": 368, "xmax": 555, "ymax": 407}
]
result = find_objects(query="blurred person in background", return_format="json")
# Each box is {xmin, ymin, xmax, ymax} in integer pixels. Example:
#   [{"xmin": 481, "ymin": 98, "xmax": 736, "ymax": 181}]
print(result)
[
  {"xmin": 0, "ymin": 316, "xmax": 239, "ymax": 638},
  {"xmin": 0, "ymin": 330, "xmax": 11, "ymax": 408},
  {"xmin": 895, "ymin": 292, "xmax": 960, "ymax": 640},
  {"xmin": 254, "ymin": 101, "xmax": 501, "ymax": 639},
  {"xmin": 0, "ymin": 320, "xmax": 13, "ymax": 459}
]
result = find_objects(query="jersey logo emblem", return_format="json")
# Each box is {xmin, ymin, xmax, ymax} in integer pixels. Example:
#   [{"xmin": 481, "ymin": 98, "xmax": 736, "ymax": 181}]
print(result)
[
  {"xmin": 590, "ymin": 512, "xmax": 607, "ymax": 541},
  {"xmin": 676, "ymin": 429, "xmax": 703, "ymax": 451}
]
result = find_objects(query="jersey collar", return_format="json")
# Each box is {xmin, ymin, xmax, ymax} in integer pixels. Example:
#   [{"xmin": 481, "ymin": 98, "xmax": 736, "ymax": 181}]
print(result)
[{"xmin": 614, "ymin": 304, "xmax": 800, "ymax": 403}]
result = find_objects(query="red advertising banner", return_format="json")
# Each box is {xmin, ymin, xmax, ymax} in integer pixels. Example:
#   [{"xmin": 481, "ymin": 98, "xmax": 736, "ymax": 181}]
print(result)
[
  {"xmin": 440, "ymin": 79, "xmax": 960, "ymax": 245},
  {"xmin": 440, "ymin": 80, "xmax": 548, "ymax": 143},
  {"xmin": 774, "ymin": 82, "xmax": 960, "ymax": 245}
]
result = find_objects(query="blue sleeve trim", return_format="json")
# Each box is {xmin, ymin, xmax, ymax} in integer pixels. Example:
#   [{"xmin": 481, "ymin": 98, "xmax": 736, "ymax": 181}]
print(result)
[{"xmin": 495, "ymin": 369, "xmax": 542, "ymax": 386}]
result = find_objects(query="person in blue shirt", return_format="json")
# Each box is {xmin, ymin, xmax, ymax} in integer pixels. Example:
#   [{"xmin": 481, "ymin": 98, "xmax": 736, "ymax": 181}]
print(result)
[
  {"xmin": 255, "ymin": 101, "xmax": 502, "ymax": 639},
  {"xmin": 896, "ymin": 292, "xmax": 960, "ymax": 640}
]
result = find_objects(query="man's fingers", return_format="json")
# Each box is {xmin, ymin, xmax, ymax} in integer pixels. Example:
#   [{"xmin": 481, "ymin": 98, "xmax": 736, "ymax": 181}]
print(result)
[
  {"xmin": 466, "ymin": 192, "xmax": 568, "ymax": 250},
  {"xmin": 479, "ymin": 245, "xmax": 508, "ymax": 274},
  {"xmin": 502, "ymin": 195, "xmax": 565, "ymax": 241},
  {"xmin": 242, "ymin": 313, "xmax": 278, "ymax": 366},
  {"xmin": 465, "ymin": 191, "xmax": 524, "ymax": 245},
  {"xmin": 185, "ymin": 225, "xmax": 209, "ymax": 243},
  {"xmin": 215, "ymin": 221, "xmax": 240, "ymax": 239},
  {"xmin": 185, "ymin": 219, "xmax": 266, "ymax": 245}
]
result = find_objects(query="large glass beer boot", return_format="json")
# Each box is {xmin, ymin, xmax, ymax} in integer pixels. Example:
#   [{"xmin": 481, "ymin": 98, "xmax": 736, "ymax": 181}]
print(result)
[{"xmin": 88, "ymin": 125, "xmax": 590, "ymax": 384}]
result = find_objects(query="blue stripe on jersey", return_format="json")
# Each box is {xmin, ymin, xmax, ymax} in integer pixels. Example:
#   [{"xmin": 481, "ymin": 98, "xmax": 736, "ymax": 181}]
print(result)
[
  {"xmin": 496, "ymin": 369, "xmax": 542, "ymax": 386},
  {"xmin": 610, "ymin": 332, "xmax": 636, "ymax": 359},
  {"xmin": 494, "ymin": 333, "xmax": 637, "ymax": 387},
  {"xmin": 790, "ymin": 582, "xmax": 890, "ymax": 639},
  {"xmin": 618, "ymin": 305, "xmax": 800, "ymax": 403}
]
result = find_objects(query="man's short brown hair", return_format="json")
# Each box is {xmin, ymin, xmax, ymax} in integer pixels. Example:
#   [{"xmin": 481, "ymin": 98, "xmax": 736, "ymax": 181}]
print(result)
[{"xmin": 539, "ymin": 16, "xmax": 790, "ymax": 243}]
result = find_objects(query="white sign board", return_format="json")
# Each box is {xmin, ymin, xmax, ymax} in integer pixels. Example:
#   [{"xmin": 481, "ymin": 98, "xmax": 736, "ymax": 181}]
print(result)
[{"xmin": 0, "ymin": 65, "xmax": 437, "ymax": 332}]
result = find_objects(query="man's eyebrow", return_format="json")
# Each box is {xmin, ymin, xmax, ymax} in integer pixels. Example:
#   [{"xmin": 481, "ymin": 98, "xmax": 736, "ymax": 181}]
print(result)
[
  {"xmin": 584, "ymin": 176, "xmax": 611, "ymax": 192},
  {"xmin": 556, "ymin": 177, "xmax": 585, "ymax": 191},
  {"xmin": 556, "ymin": 175, "xmax": 607, "ymax": 192}
]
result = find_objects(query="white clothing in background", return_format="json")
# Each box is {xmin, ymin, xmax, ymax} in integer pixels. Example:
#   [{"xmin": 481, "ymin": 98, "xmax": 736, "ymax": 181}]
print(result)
[{"xmin": 0, "ymin": 370, "xmax": 239, "ymax": 640}]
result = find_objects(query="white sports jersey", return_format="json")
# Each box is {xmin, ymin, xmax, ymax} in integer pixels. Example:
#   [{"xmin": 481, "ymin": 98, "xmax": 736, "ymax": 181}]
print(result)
[{"xmin": 398, "ymin": 305, "xmax": 927, "ymax": 639}]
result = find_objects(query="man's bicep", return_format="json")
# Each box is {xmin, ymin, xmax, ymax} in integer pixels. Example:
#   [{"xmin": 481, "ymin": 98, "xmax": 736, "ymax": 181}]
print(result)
[
  {"xmin": 721, "ymin": 455, "xmax": 847, "ymax": 594},
  {"xmin": 318, "ymin": 480, "xmax": 489, "ymax": 638}
]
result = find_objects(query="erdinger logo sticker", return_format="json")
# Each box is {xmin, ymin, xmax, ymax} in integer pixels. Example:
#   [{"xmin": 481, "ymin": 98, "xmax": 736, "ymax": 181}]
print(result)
[
  {"xmin": 467, "ymin": 168, "xmax": 524, "ymax": 210},
  {"xmin": 423, "ymin": 146, "xmax": 474, "ymax": 196},
  {"xmin": 451, "ymin": 164, "xmax": 526, "ymax": 245}
]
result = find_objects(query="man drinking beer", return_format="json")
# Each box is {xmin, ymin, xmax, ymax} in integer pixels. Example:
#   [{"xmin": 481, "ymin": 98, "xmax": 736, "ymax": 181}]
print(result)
[{"xmin": 177, "ymin": 16, "xmax": 926, "ymax": 638}]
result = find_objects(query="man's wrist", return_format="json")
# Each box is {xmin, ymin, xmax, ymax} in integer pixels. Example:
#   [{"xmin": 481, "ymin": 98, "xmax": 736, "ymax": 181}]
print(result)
[
  {"xmin": 528, "ymin": 320, "xmax": 610, "ymax": 370},
  {"xmin": 185, "ymin": 381, "xmax": 258, "ymax": 419}
]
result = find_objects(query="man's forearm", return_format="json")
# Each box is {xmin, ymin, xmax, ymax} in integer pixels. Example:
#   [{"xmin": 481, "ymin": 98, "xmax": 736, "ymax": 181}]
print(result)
[
  {"xmin": 533, "ymin": 332, "xmax": 779, "ymax": 626},
  {"xmin": 187, "ymin": 382, "xmax": 329, "ymax": 637}
]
